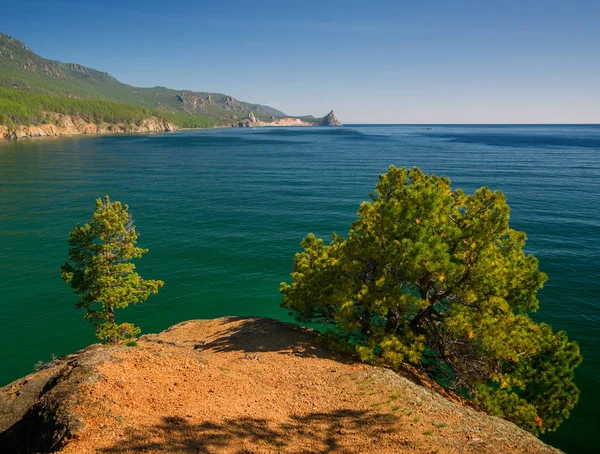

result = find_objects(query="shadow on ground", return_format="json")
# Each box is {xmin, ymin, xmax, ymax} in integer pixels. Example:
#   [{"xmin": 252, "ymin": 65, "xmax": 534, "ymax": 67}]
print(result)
[
  {"xmin": 182, "ymin": 317, "xmax": 352, "ymax": 363},
  {"xmin": 100, "ymin": 409, "xmax": 399, "ymax": 453}
]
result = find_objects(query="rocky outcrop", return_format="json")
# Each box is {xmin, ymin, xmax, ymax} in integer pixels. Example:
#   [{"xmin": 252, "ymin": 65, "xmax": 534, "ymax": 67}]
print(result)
[
  {"xmin": 319, "ymin": 110, "xmax": 342, "ymax": 126},
  {"xmin": 261, "ymin": 117, "xmax": 314, "ymax": 127},
  {"xmin": 69, "ymin": 64, "xmax": 89, "ymax": 76},
  {"xmin": 0, "ymin": 115, "xmax": 176, "ymax": 140},
  {"xmin": 232, "ymin": 111, "xmax": 262, "ymax": 128},
  {"xmin": 222, "ymin": 95, "xmax": 236, "ymax": 106},
  {"xmin": 0, "ymin": 317, "xmax": 561, "ymax": 453}
]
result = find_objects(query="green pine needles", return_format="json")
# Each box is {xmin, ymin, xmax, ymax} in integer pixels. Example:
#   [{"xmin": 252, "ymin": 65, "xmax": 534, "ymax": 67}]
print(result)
[
  {"xmin": 62, "ymin": 196, "xmax": 163, "ymax": 344},
  {"xmin": 281, "ymin": 166, "xmax": 581, "ymax": 435}
]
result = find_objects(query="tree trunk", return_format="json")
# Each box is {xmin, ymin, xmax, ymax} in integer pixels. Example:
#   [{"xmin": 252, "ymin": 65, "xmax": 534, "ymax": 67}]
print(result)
[{"xmin": 410, "ymin": 305, "xmax": 432, "ymax": 335}]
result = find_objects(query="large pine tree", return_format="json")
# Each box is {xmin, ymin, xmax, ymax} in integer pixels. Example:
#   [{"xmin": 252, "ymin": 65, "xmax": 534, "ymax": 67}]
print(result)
[{"xmin": 281, "ymin": 166, "xmax": 581, "ymax": 434}]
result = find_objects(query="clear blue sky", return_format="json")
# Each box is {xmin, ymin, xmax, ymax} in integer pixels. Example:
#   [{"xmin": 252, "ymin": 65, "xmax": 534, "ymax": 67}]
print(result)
[{"xmin": 2, "ymin": 0, "xmax": 599, "ymax": 123}]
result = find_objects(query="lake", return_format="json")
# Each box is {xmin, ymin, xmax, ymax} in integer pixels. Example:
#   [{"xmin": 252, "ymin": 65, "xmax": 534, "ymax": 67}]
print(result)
[{"xmin": 0, "ymin": 125, "xmax": 598, "ymax": 452}]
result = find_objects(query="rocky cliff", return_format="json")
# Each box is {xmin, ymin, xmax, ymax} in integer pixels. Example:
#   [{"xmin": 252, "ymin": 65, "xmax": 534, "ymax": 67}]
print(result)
[
  {"xmin": 319, "ymin": 110, "xmax": 342, "ymax": 126},
  {"xmin": 0, "ymin": 317, "xmax": 560, "ymax": 453},
  {"xmin": 0, "ymin": 114, "xmax": 176, "ymax": 139}
]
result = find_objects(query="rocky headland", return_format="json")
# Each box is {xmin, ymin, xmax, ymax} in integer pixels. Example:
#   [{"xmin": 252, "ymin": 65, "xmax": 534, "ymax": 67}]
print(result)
[
  {"xmin": 0, "ymin": 317, "xmax": 560, "ymax": 453},
  {"xmin": 233, "ymin": 110, "xmax": 343, "ymax": 128}
]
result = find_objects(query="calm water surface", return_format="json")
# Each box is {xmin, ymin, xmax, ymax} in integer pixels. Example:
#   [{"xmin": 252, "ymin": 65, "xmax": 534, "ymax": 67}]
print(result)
[{"xmin": 0, "ymin": 125, "xmax": 598, "ymax": 452}]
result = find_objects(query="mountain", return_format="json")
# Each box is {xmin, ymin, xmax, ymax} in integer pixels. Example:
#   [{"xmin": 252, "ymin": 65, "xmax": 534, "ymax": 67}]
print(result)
[{"xmin": 0, "ymin": 33, "xmax": 323, "ymax": 126}]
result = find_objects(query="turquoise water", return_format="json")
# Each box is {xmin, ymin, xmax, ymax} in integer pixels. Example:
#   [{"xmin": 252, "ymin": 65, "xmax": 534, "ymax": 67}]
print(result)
[{"xmin": 0, "ymin": 125, "xmax": 598, "ymax": 452}]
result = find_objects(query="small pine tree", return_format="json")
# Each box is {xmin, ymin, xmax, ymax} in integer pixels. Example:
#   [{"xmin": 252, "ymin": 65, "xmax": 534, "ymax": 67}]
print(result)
[{"xmin": 62, "ymin": 196, "xmax": 163, "ymax": 343}]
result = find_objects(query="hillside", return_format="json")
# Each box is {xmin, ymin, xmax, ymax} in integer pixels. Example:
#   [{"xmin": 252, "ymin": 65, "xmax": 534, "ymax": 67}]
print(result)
[
  {"xmin": 0, "ymin": 317, "xmax": 559, "ymax": 453},
  {"xmin": 0, "ymin": 33, "xmax": 293, "ymax": 124}
]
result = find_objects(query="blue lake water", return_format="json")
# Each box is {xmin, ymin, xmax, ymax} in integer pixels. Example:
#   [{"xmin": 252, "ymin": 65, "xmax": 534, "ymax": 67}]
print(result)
[{"xmin": 0, "ymin": 125, "xmax": 598, "ymax": 452}]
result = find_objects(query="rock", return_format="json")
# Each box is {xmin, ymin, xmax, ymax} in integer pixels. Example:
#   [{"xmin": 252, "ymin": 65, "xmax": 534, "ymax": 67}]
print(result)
[
  {"xmin": 69, "ymin": 64, "xmax": 89, "ymax": 76},
  {"xmin": 319, "ymin": 110, "xmax": 342, "ymax": 126},
  {"xmin": 222, "ymin": 96, "xmax": 236, "ymax": 106},
  {"xmin": 1, "ymin": 114, "xmax": 176, "ymax": 140},
  {"xmin": 0, "ymin": 317, "xmax": 562, "ymax": 454}
]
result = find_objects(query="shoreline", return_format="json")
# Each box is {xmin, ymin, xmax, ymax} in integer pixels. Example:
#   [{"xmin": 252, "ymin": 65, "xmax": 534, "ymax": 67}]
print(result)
[
  {"xmin": 0, "ymin": 114, "xmax": 176, "ymax": 140},
  {"xmin": 0, "ymin": 120, "xmax": 337, "ymax": 141}
]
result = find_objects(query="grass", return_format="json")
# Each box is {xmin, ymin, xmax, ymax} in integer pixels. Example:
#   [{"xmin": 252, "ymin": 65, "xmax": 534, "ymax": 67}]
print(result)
[
  {"xmin": 32, "ymin": 353, "xmax": 58, "ymax": 371},
  {"xmin": 125, "ymin": 340, "xmax": 138, "ymax": 347},
  {"xmin": 423, "ymin": 429, "xmax": 434, "ymax": 436}
]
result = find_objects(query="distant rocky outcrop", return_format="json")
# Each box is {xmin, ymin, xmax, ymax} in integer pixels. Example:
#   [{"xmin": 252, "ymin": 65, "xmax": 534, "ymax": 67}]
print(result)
[
  {"xmin": 0, "ymin": 317, "xmax": 560, "ymax": 453},
  {"xmin": 319, "ymin": 110, "xmax": 342, "ymax": 126},
  {"xmin": 0, "ymin": 115, "xmax": 176, "ymax": 139},
  {"xmin": 222, "ymin": 95, "xmax": 236, "ymax": 106},
  {"xmin": 233, "ymin": 111, "xmax": 261, "ymax": 128},
  {"xmin": 69, "ymin": 64, "xmax": 89, "ymax": 76}
]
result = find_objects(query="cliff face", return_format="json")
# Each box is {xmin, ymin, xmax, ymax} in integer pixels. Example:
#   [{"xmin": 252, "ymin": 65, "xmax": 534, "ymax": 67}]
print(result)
[
  {"xmin": 0, "ymin": 317, "xmax": 560, "ymax": 453},
  {"xmin": 0, "ymin": 115, "xmax": 176, "ymax": 140}
]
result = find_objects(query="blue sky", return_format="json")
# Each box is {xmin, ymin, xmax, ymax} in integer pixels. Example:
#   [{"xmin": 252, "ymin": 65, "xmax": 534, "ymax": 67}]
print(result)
[{"xmin": 1, "ymin": 0, "xmax": 599, "ymax": 123}]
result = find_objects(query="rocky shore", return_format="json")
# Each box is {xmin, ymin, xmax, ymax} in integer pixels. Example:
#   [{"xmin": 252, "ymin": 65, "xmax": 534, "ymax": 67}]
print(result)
[
  {"xmin": 0, "ymin": 114, "xmax": 176, "ymax": 139},
  {"xmin": 0, "ymin": 110, "xmax": 342, "ymax": 140},
  {"xmin": 0, "ymin": 317, "xmax": 560, "ymax": 453},
  {"xmin": 233, "ymin": 110, "xmax": 343, "ymax": 128}
]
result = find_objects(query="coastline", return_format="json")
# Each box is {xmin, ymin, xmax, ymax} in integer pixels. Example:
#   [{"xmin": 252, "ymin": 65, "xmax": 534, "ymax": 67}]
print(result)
[
  {"xmin": 0, "ymin": 118, "xmax": 339, "ymax": 141},
  {"xmin": 0, "ymin": 114, "xmax": 176, "ymax": 140}
]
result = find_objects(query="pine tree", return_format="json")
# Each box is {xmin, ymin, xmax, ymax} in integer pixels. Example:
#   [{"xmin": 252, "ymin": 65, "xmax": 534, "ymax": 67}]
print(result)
[
  {"xmin": 281, "ymin": 166, "xmax": 581, "ymax": 434},
  {"xmin": 62, "ymin": 196, "xmax": 163, "ymax": 343}
]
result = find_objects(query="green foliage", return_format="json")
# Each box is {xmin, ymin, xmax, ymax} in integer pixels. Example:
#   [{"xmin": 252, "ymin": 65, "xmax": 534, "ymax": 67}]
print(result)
[
  {"xmin": 33, "ymin": 353, "xmax": 58, "ymax": 372},
  {"xmin": 62, "ymin": 196, "xmax": 163, "ymax": 343},
  {"xmin": 0, "ymin": 33, "xmax": 286, "ymax": 123},
  {"xmin": 0, "ymin": 87, "xmax": 158, "ymax": 127},
  {"xmin": 0, "ymin": 87, "xmax": 220, "ymax": 130},
  {"xmin": 281, "ymin": 166, "xmax": 581, "ymax": 435},
  {"xmin": 164, "ymin": 111, "xmax": 219, "ymax": 129},
  {"xmin": 0, "ymin": 88, "xmax": 220, "ymax": 129}
]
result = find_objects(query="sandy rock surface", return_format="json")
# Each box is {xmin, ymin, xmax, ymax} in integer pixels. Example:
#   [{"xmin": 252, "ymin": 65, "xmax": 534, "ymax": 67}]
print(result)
[
  {"xmin": 0, "ymin": 317, "xmax": 560, "ymax": 453},
  {"xmin": 0, "ymin": 114, "xmax": 175, "ymax": 139}
]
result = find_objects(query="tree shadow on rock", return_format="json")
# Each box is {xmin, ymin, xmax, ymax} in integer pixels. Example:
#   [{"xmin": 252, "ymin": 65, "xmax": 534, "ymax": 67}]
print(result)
[
  {"xmin": 100, "ymin": 409, "xmax": 399, "ymax": 453},
  {"xmin": 191, "ymin": 317, "xmax": 353, "ymax": 363}
]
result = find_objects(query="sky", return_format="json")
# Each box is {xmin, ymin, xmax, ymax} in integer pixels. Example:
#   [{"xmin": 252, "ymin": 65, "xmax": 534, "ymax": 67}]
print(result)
[{"xmin": 1, "ymin": 0, "xmax": 599, "ymax": 123}]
